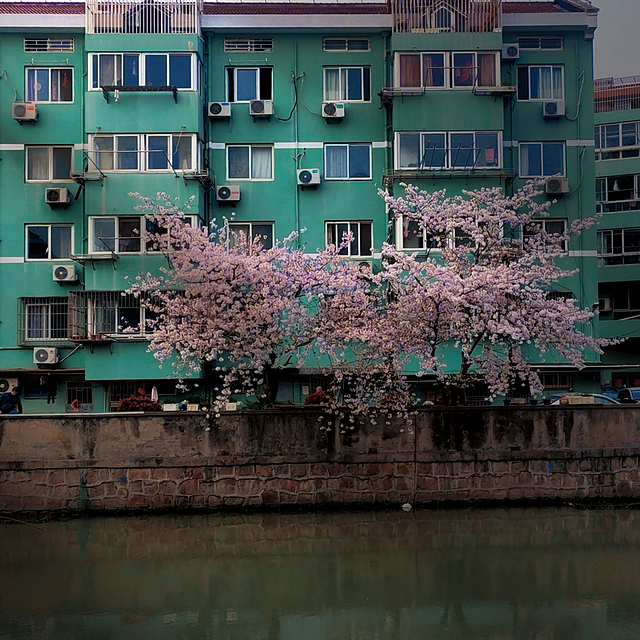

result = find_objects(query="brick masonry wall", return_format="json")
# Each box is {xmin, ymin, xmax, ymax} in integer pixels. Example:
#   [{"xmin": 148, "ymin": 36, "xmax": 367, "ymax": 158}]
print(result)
[{"xmin": 2, "ymin": 407, "xmax": 640, "ymax": 512}]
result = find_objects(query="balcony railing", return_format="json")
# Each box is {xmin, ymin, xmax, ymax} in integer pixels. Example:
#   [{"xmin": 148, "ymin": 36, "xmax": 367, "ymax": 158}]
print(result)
[
  {"xmin": 86, "ymin": 0, "xmax": 202, "ymax": 36},
  {"xmin": 391, "ymin": 0, "xmax": 501, "ymax": 34}
]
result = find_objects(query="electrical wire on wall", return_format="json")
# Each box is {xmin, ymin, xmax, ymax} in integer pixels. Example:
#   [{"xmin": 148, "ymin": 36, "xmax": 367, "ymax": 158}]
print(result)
[
  {"xmin": 274, "ymin": 71, "xmax": 300, "ymax": 122},
  {"xmin": 298, "ymin": 73, "xmax": 322, "ymax": 117},
  {"xmin": 566, "ymin": 71, "xmax": 585, "ymax": 122},
  {"xmin": 1, "ymin": 70, "xmax": 21, "ymax": 102}
]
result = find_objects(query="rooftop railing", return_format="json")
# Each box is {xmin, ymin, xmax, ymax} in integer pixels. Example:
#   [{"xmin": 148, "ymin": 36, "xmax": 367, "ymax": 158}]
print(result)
[
  {"xmin": 391, "ymin": 0, "xmax": 501, "ymax": 34},
  {"xmin": 595, "ymin": 77, "xmax": 640, "ymax": 114},
  {"xmin": 86, "ymin": 0, "xmax": 202, "ymax": 36}
]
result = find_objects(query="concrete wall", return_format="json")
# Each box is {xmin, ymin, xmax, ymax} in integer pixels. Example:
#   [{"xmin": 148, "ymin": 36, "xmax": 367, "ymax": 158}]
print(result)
[{"xmin": 2, "ymin": 406, "xmax": 640, "ymax": 513}]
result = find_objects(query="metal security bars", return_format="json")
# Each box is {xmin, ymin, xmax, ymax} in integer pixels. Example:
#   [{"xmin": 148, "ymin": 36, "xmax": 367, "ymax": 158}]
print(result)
[
  {"xmin": 391, "ymin": 0, "xmax": 501, "ymax": 34},
  {"xmin": 17, "ymin": 297, "xmax": 69, "ymax": 345},
  {"xmin": 68, "ymin": 291, "xmax": 155, "ymax": 339},
  {"xmin": 595, "ymin": 77, "xmax": 640, "ymax": 113},
  {"xmin": 86, "ymin": 0, "xmax": 202, "ymax": 35},
  {"xmin": 224, "ymin": 38, "xmax": 273, "ymax": 53}
]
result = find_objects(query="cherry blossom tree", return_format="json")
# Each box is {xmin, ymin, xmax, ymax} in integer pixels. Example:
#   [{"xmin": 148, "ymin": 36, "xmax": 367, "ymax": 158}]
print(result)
[
  {"xmin": 378, "ymin": 181, "xmax": 611, "ymax": 400},
  {"xmin": 127, "ymin": 193, "xmax": 402, "ymax": 414}
]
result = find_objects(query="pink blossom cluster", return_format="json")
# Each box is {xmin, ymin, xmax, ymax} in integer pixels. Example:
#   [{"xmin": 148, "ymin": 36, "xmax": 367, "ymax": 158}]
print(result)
[{"xmin": 127, "ymin": 182, "xmax": 612, "ymax": 413}]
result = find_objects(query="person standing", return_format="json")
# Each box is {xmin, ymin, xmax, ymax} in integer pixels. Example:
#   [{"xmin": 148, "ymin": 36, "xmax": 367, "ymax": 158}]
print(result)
[{"xmin": 0, "ymin": 387, "xmax": 22, "ymax": 414}]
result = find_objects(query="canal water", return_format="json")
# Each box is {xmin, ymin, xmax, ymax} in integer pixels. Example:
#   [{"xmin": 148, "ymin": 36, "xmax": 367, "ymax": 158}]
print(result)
[{"xmin": 1, "ymin": 507, "xmax": 640, "ymax": 639}]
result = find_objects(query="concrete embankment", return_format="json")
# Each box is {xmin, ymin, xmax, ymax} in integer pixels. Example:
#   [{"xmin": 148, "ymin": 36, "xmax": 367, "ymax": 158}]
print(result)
[{"xmin": 2, "ymin": 406, "xmax": 640, "ymax": 513}]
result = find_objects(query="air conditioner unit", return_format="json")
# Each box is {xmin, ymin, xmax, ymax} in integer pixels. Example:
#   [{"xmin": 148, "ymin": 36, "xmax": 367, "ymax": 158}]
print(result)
[
  {"xmin": 543, "ymin": 100, "xmax": 565, "ymax": 118},
  {"xmin": 502, "ymin": 43, "xmax": 520, "ymax": 61},
  {"xmin": 545, "ymin": 177, "xmax": 570, "ymax": 195},
  {"xmin": 355, "ymin": 259, "xmax": 374, "ymax": 272},
  {"xmin": 12, "ymin": 102, "xmax": 38, "ymax": 122},
  {"xmin": 598, "ymin": 297, "xmax": 612, "ymax": 312},
  {"xmin": 53, "ymin": 264, "xmax": 78, "ymax": 283},
  {"xmin": 216, "ymin": 185, "xmax": 241, "ymax": 203},
  {"xmin": 0, "ymin": 378, "xmax": 18, "ymax": 394},
  {"xmin": 208, "ymin": 102, "xmax": 231, "ymax": 118},
  {"xmin": 297, "ymin": 168, "xmax": 321, "ymax": 186},
  {"xmin": 33, "ymin": 347, "xmax": 59, "ymax": 365},
  {"xmin": 322, "ymin": 101, "xmax": 345, "ymax": 119},
  {"xmin": 45, "ymin": 188, "xmax": 71, "ymax": 207},
  {"xmin": 249, "ymin": 100, "xmax": 273, "ymax": 117}
]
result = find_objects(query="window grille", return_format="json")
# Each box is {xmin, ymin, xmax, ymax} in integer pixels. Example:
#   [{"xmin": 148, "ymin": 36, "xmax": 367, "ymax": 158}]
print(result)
[
  {"xmin": 18, "ymin": 297, "xmax": 69, "ymax": 346},
  {"xmin": 67, "ymin": 381, "xmax": 93, "ymax": 412},
  {"xmin": 224, "ymin": 37, "xmax": 273, "ymax": 53},
  {"xmin": 68, "ymin": 291, "xmax": 155, "ymax": 339},
  {"xmin": 24, "ymin": 38, "xmax": 74, "ymax": 53},
  {"xmin": 540, "ymin": 373, "xmax": 573, "ymax": 390},
  {"xmin": 547, "ymin": 291, "xmax": 573, "ymax": 302}
]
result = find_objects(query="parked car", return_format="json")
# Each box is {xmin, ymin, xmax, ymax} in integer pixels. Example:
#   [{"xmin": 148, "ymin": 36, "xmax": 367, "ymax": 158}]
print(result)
[
  {"xmin": 615, "ymin": 387, "xmax": 640, "ymax": 404},
  {"xmin": 549, "ymin": 393, "xmax": 620, "ymax": 405}
]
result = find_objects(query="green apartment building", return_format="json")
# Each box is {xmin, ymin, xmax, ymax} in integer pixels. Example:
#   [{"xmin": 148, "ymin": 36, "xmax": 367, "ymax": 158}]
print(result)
[
  {"xmin": 595, "ymin": 76, "xmax": 640, "ymax": 389},
  {"xmin": 0, "ymin": 0, "xmax": 606, "ymax": 411}
]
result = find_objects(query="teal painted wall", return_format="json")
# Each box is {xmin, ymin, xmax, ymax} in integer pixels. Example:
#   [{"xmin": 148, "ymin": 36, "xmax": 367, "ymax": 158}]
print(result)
[{"xmin": 0, "ymin": 12, "xmax": 622, "ymax": 411}]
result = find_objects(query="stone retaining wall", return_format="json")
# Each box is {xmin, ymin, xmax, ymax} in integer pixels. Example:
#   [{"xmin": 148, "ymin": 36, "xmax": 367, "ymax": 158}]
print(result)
[{"xmin": 2, "ymin": 406, "xmax": 640, "ymax": 512}]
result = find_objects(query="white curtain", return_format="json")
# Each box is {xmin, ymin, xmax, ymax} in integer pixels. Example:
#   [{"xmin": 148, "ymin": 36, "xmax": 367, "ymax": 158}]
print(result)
[
  {"xmin": 325, "ymin": 145, "xmax": 348, "ymax": 178},
  {"xmin": 27, "ymin": 147, "xmax": 49, "ymax": 181},
  {"xmin": 26, "ymin": 305, "xmax": 46, "ymax": 339},
  {"xmin": 553, "ymin": 67, "xmax": 563, "ymax": 99},
  {"xmin": 325, "ymin": 68, "xmax": 340, "ymax": 100},
  {"xmin": 173, "ymin": 136, "xmax": 192, "ymax": 170},
  {"xmin": 51, "ymin": 227, "xmax": 72, "ymax": 259},
  {"xmin": 26, "ymin": 68, "xmax": 49, "ymax": 102},
  {"xmin": 541, "ymin": 67, "xmax": 552, "ymax": 98},
  {"xmin": 94, "ymin": 137, "xmax": 114, "ymax": 171},
  {"xmin": 251, "ymin": 147, "xmax": 272, "ymax": 179}
]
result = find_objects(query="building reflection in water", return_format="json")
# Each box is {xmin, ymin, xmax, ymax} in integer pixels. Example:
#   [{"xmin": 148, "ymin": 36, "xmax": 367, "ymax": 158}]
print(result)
[{"xmin": 1, "ymin": 508, "xmax": 639, "ymax": 639}]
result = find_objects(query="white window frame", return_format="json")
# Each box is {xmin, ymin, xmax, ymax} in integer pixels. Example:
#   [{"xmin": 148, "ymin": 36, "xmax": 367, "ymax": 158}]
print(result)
[
  {"xmin": 524, "ymin": 219, "xmax": 567, "ymax": 252},
  {"xmin": 394, "ymin": 51, "xmax": 499, "ymax": 90},
  {"xmin": 88, "ymin": 53, "xmax": 196, "ymax": 91},
  {"xmin": 227, "ymin": 222, "xmax": 274, "ymax": 249},
  {"xmin": 224, "ymin": 38, "xmax": 273, "ymax": 53},
  {"xmin": 25, "ymin": 146, "xmax": 74, "ymax": 183},
  {"xmin": 89, "ymin": 134, "xmax": 197, "ymax": 173},
  {"xmin": 225, "ymin": 67, "xmax": 273, "ymax": 103},
  {"xmin": 518, "ymin": 142, "xmax": 566, "ymax": 178},
  {"xmin": 595, "ymin": 121, "xmax": 640, "ymax": 161},
  {"xmin": 24, "ymin": 38, "xmax": 74, "ymax": 53},
  {"xmin": 598, "ymin": 228, "xmax": 640, "ymax": 264},
  {"xmin": 324, "ymin": 143, "xmax": 372, "ymax": 181},
  {"xmin": 86, "ymin": 296, "xmax": 149, "ymax": 337},
  {"xmin": 596, "ymin": 175, "xmax": 640, "ymax": 213},
  {"xmin": 323, "ymin": 66, "xmax": 371, "ymax": 103},
  {"xmin": 325, "ymin": 221, "xmax": 373, "ymax": 257},
  {"xmin": 25, "ymin": 66, "xmax": 74, "ymax": 103},
  {"xmin": 25, "ymin": 224, "xmax": 74, "ymax": 261},
  {"xmin": 395, "ymin": 217, "xmax": 439, "ymax": 252},
  {"xmin": 517, "ymin": 65, "xmax": 564, "ymax": 101},
  {"xmin": 226, "ymin": 144, "xmax": 274, "ymax": 181},
  {"xmin": 89, "ymin": 215, "xmax": 196, "ymax": 255},
  {"xmin": 394, "ymin": 131, "xmax": 502, "ymax": 171}
]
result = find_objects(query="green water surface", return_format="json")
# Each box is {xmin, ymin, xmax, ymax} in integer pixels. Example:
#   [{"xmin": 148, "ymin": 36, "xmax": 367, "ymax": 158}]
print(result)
[{"xmin": 1, "ymin": 507, "xmax": 640, "ymax": 639}]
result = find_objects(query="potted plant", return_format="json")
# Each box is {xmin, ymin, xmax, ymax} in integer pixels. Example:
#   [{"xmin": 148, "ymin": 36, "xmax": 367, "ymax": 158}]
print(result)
[{"xmin": 116, "ymin": 394, "xmax": 161, "ymax": 412}]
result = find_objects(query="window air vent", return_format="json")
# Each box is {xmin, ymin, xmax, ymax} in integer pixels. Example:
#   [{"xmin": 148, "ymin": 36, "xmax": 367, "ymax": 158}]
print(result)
[
  {"xmin": 24, "ymin": 38, "xmax": 74, "ymax": 53},
  {"xmin": 224, "ymin": 38, "xmax": 273, "ymax": 53},
  {"xmin": 323, "ymin": 38, "xmax": 370, "ymax": 52}
]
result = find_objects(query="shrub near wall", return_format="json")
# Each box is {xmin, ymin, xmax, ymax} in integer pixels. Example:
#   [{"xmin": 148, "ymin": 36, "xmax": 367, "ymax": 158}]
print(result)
[{"xmin": 1, "ymin": 406, "xmax": 640, "ymax": 513}]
